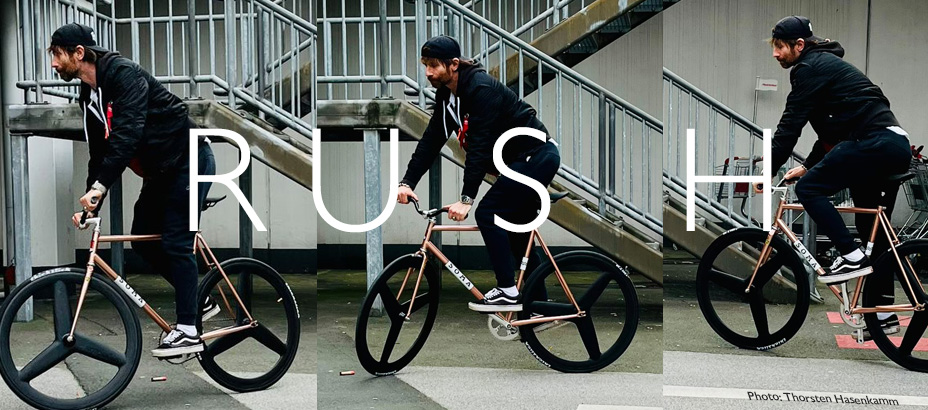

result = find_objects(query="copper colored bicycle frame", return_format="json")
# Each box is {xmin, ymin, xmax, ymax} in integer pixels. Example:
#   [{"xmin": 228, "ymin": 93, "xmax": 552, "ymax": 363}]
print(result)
[
  {"xmin": 65, "ymin": 217, "xmax": 257, "ymax": 343},
  {"xmin": 398, "ymin": 218, "xmax": 585, "ymax": 327},
  {"xmin": 745, "ymin": 189, "xmax": 926, "ymax": 316}
]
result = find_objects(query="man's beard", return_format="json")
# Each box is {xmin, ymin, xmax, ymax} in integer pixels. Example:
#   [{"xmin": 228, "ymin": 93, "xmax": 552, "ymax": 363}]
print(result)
[{"xmin": 56, "ymin": 67, "xmax": 78, "ymax": 81}]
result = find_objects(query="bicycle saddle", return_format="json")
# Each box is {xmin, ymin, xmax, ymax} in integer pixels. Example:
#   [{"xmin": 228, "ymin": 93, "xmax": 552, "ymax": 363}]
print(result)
[
  {"xmin": 885, "ymin": 172, "xmax": 915, "ymax": 184},
  {"xmin": 202, "ymin": 195, "xmax": 227, "ymax": 211}
]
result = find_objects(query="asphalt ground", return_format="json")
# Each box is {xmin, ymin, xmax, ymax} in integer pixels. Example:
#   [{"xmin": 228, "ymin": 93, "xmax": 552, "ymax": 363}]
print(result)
[
  {"xmin": 664, "ymin": 249, "xmax": 928, "ymax": 410},
  {"xmin": 0, "ymin": 273, "xmax": 316, "ymax": 410},
  {"xmin": 316, "ymin": 268, "xmax": 663, "ymax": 410}
]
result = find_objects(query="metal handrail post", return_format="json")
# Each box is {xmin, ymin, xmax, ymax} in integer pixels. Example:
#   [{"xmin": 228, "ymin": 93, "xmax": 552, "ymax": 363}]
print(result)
[
  {"xmin": 415, "ymin": 0, "xmax": 427, "ymax": 108},
  {"xmin": 224, "ymin": 0, "xmax": 237, "ymax": 108},
  {"xmin": 186, "ymin": 0, "xmax": 199, "ymax": 98},
  {"xmin": 378, "ymin": 0, "xmax": 389, "ymax": 97}
]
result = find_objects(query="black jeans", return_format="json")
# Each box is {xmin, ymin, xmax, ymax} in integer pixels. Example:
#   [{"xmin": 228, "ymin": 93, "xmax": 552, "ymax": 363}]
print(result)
[
  {"xmin": 795, "ymin": 128, "xmax": 911, "ymax": 305},
  {"xmin": 474, "ymin": 142, "xmax": 561, "ymax": 288},
  {"xmin": 131, "ymin": 142, "xmax": 215, "ymax": 326}
]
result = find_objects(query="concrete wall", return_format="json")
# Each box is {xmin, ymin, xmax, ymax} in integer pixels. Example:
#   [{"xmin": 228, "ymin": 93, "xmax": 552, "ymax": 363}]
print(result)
[{"xmin": 664, "ymin": 0, "xmax": 928, "ymax": 225}]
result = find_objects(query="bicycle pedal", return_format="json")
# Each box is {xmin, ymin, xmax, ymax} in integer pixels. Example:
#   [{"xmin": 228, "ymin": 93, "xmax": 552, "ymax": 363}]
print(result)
[{"xmin": 157, "ymin": 352, "xmax": 199, "ymax": 364}]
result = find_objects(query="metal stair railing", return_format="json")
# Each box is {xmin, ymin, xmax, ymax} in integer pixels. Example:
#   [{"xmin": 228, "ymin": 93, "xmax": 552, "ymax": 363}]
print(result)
[
  {"xmin": 662, "ymin": 67, "xmax": 807, "ymax": 227},
  {"xmin": 319, "ymin": 0, "xmax": 663, "ymax": 238},
  {"xmin": 15, "ymin": 0, "xmax": 317, "ymax": 147}
]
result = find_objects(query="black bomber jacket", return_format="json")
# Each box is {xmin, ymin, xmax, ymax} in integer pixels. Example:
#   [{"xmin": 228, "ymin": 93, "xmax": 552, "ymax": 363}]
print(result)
[
  {"xmin": 770, "ymin": 40, "xmax": 899, "ymax": 172},
  {"xmin": 400, "ymin": 63, "xmax": 548, "ymax": 199}
]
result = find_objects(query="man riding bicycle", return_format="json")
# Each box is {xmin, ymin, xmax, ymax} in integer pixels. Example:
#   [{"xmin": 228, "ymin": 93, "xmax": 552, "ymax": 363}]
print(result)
[
  {"xmin": 396, "ymin": 36, "xmax": 561, "ymax": 312},
  {"xmin": 48, "ymin": 23, "xmax": 218, "ymax": 357},
  {"xmin": 763, "ymin": 16, "xmax": 911, "ymax": 337}
]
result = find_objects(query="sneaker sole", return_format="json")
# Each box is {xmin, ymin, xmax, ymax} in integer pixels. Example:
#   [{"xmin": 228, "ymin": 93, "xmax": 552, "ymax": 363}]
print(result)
[
  {"xmin": 817, "ymin": 267, "xmax": 873, "ymax": 284},
  {"xmin": 468, "ymin": 302, "xmax": 522, "ymax": 313},
  {"xmin": 858, "ymin": 325, "xmax": 901, "ymax": 341},
  {"xmin": 151, "ymin": 343, "xmax": 205, "ymax": 358},
  {"xmin": 202, "ymin": 304, "xmax": 221, "ymax": 322}
]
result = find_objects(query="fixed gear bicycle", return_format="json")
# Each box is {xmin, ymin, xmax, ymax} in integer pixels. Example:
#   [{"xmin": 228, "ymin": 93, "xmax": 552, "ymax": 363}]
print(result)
[
  {"xmin": 0, "ymin": 197, "xmax": 301, "ymax": 410},
  {"xmin": 355, "ymin": 196, "xmax": 639, "ymax": 375},
  {"xmin": 696, "ymin": 173, "xmax": 928, "ymax": 372}
]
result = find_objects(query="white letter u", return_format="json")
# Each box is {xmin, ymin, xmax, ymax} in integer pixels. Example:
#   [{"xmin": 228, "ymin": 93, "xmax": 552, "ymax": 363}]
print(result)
[{"xmin": 312, "ymin": 128, "xmax": 399, "ymax": 233}]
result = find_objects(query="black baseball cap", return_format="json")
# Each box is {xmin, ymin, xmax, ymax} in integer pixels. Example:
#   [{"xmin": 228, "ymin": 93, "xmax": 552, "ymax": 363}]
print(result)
[
  {"xmin": 772, "ymin": 16, "xmax": 821, "ymax": 41},
  {"xmin": 50, "ymin": 23, "xmax": 109, "ymax": 53},
  {"xmin": 421, "ymin": 35, "xmax": 461, "ymax": 60}
]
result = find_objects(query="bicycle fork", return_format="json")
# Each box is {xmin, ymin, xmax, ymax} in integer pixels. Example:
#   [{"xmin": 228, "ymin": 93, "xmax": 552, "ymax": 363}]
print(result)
[{"xmin": 66, "ymin": 219, "xmax": 104, "ymax": 343}]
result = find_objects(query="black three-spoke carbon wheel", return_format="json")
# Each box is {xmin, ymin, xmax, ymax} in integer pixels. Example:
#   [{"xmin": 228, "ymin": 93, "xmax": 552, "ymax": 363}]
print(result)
[
  {"xmin": 863, "ymin": 240, "xmax": 928, "ymax": 372},
  {"xmin": 355, "ymin": 254, "xmax": 441, "ymax": 376},
  {"xmin": 519, "ymin": 251, "xmax": 639, "ymax": 373},
  {"xmin": 196, "ymin": 258, "xmax": 301, "ymax": 392},
  {"xmin": 696, "ymin": 227, "xmax": 810, "ymax": 350},
  {"xmin": 0, "ymin": 269, "xmax": 142, "ymax": 410}
]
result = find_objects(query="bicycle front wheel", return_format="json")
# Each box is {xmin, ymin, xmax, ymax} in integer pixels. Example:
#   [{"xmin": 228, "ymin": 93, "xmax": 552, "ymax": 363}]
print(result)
[
  {"xmin": 696, "ymin": 227, "xmax": 810, "ymax": 350},
  {"xmin": 519, "ymin": 251, "xmax": 639, "ymax": 373},
  {"xmin": 0, "ymin": 268, "xmax": 141, "ymax": 410},
  {"xmin": 196, "ymin": 258, "xmax": 301, "ymax": 392},
  {"xmin": 863, "ymin": 240, "xmax": 928, "ymax": 372},
  {"xmin": 355, "ymin": 254, "xmax": 441, "ymax": 376}
]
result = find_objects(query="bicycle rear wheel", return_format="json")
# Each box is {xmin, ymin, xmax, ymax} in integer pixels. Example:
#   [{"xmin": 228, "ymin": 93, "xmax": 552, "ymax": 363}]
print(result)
[
  {"xmin": 0, "ymin": 269, "xmax": 141, "ymax": 410},
  {"xmin": 863, "ymin": 240, "xmax": 928, "ymax": 372},
  {"xmin": 519, "ymin": 251, "xmax": 639, "ymax": 373},
  {"xmin": 696, "ymin": 227, "xmax": 810, "ymax": 350},
  {"xmin": 355, "ymin": 254, "xmax": 441, "ymax": 376},
  {"xmin": 196, "ymin": 258, "xmax": 301, "ymax": 392}
]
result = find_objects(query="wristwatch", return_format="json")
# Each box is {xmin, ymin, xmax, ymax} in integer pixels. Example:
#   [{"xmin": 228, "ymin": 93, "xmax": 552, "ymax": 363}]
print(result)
[{"xmin": 460, "ymin": 195, "xmax": 474, "ymax": 205}]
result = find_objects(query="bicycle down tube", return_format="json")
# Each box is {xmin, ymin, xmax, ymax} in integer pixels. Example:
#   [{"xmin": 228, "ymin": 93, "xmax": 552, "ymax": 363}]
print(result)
[{"xmin": 68, "ymin": 225, "xmax": 258, "ymax": 343}]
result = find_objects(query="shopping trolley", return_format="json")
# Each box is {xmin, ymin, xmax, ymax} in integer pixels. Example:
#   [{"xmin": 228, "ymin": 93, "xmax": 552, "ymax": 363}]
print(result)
[{"xmin": 901, "ymin": 160, "xmax": 928, "ymax": 239}]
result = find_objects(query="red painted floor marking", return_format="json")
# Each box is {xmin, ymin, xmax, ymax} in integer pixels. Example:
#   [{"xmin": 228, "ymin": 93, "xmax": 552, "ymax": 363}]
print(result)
[
  {"xmin": 826, "ymin": 311, "xmax": 911, "ymax": 326},
  {"xmin": 835, "ymin": 334, "xmax": 928, "ymax": 351}
]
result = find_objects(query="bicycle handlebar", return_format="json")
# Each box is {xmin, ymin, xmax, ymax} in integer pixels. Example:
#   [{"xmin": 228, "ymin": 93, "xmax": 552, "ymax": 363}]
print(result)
[
  {"xmin": 409, "ymin": 198, "xmax": 449, "ymax": 219},
  {"xmin": 757, "ymin": 176, "xmax": 801, "ymax": 191}
]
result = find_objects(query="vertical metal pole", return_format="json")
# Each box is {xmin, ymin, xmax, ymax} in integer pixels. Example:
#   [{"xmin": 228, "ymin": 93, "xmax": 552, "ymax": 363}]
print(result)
[
  {"xmin": 257, "ymin": 7, "xmax": 267, "ymax": 117},
  {"xmin": 109, "ymin": 180, "xmax": 124, "ymax": 277},
  {"xmin": 186, "ymin": 0, "xmax": 199, "ymax": 98},
  {"xmin": 415, "ymin": 0, "xmax": 426, "ymax": 108},
  {"xmin": 597, "ymin": 93, "xmax": 606, "ymax": 215},
  {"xmin": 378, "ymin": 0, "xmax": 389, "ymax": 97},
  {"xmin": 11, "ymin": 136, "xmax": 32, "ymax": 321},
  {"xmin": 364, "ymin": 129, "xmax": 383, "ymax": 314},
  {"xmin": 224, "ymin": 0, "xmax": 237, "ymax": 107},
  {"xmin": 428, "ymin": 159, "xmax": 441, "ymax": 251},
  {"xmin": 239, "ymin": 150, "xmax": 253, "ymax": 258},
  {"xmin": 3, "ymin": 0, "xmax": 20, "ymax": 284}
]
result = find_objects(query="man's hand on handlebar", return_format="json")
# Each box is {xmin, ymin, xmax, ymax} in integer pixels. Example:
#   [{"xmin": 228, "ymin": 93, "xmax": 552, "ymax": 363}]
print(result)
[
  {"xmin": 753, "ymin": 165, "xmax": 806, "ymax": 193},
  {"xmin": 71, "ymin": 211, "xmax": 93, "ymax": 229},
  {"xmin": 397, "ymin": 185, "xmax": 419, "ymax": 204},
  {"xmin": 447, "ymin": 201, "xmax": 471, "ymax": 222},
  {"xmin": 79, "ymin": 189, "xmax": 104, "ymax": 211}
]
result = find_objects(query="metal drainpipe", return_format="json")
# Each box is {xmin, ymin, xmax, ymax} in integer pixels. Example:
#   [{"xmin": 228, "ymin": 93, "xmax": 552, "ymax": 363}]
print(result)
[
  {"xmin": 364, "ymin": 129, "xmax": 384, "ymax": 315},
  {"xmin": 4, "ymin": 0, "xmax": 33, "ymax": 321},
  {"xmin": 2, "ymin": 0, "xmax": 18, "ymax": 278}
]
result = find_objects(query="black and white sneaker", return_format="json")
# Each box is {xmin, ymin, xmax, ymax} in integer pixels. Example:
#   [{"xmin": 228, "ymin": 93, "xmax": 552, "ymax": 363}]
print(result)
[
  {"xmin": 202, "ymin": 296, "xmax": 220, "ymax": 321},
  {"xmin": 468, "ymin": 287, "xmax": 521, "ymax": 313},
  {"xmin": 818, "ymin": 255, "xmax": 873, "ymax": 284},
  {"xmin": 855, "ymin": 314, "xmax": 901, "ymax": 341},
  {"xmin": 151, "ymin": 329, "xmax": 204, "ymax": 358}
]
